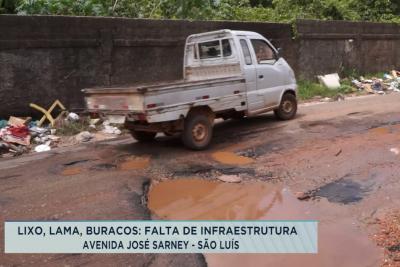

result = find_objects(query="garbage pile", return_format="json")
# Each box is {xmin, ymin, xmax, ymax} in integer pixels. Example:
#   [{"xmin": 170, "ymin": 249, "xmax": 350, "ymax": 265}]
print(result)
[
  {"xmin": 0, "ymin": 111, "xmax": 122, "ymax": 157},
  {"xmin": 351, "ymin": 70, "xmax": 400, "ymax": 95}
]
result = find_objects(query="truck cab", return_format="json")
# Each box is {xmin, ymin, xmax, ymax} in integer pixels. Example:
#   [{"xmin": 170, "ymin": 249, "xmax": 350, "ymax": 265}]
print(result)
[{"xmin": 184, "ymin": 30, "xmax": 297, "ymax": 116}]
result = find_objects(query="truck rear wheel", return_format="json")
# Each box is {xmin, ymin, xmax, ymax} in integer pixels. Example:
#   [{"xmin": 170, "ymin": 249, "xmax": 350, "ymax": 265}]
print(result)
[
  {"xmin": 182, "ymin": 114, "xmax": 213, "ymax": 150},
  {"xmin": 130, "ymin": 130, "xmax": 156, "ymax": 142},
  {"xmin": 274, "ymin": 93, "xmax": 297, "ymax": 120}
]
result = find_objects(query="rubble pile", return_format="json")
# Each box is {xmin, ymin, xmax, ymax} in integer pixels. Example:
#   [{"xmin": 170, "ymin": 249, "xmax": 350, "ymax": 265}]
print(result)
[
  {"xmin": 0, "ymin": 111, "xmax": 122, "ymax": 158},
  {"xmin": 351, "ymin": 70, "xmax": 400, "ymax": 95}
]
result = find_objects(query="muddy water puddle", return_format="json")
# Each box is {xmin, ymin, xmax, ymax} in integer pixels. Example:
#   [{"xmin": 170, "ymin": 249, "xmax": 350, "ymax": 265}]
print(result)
[
  {"xmin": 211, "ymin": 151, "xmax": 254, "ymax": 165},
  {"xmin": 61, "ymin": 167, "xmax": 83, "ymax": 176},
  {"xmin": 148, "ymin": 179, "xmax": 381, "ymax": 267},
  {"xmin": 119, "ymin": 156, "xmax": 150, "ymax": 170}
]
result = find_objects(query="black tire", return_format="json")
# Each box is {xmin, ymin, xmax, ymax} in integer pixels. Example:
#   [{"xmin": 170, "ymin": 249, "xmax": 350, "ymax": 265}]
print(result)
[
  {"xmin": 274, "ymin": 93, "xmax": 297, "ymax": 120},
  {"xmin": 130, "ymin": 130, "xmax": 156, "ymax": 142},
  {"xmin": 182, "ymin": 113, "xmax": 213, "ymax": 150}
]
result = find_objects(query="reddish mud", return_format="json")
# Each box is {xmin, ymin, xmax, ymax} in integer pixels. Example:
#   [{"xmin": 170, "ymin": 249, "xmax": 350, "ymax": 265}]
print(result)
[
  {"xmin": 148, "ymin": 179, "xmax": 382, "ymax": 267},
  {"xmin": 373, "ymin": 210, "xmax": 400, "ymax": 266},
  {"xmin": 61, "ymin": 166, "xmax": 83, "ymax": 176},
  {"xmin": 211, "ymin": 151, "xmax": 254, "ymax": 165},
  {"xmin": 119, "ymin": 156, "xmax": 150, "ymax": 170}
]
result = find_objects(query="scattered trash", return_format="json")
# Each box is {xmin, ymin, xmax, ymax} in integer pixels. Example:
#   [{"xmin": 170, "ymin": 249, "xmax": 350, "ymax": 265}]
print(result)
[
  {"xmin": 1, "ymin": 104, "xmax": 121, "ymax": 157},
  {"xmin": 352, "ymin": 71, "xmax": 400, "ymax": 95},
  {"xmin": 217, "ymin": 174, "xmax": 242, "ymax": 183},
  {"xmin": 8, "ymin": 116, "xmax": 31, "ymax": 127},
  {"xmin": 89, "ymin": 118, "xmax": 101, "ymax": 129},
  {"xmin": 102, "ymin": 121, "xmax": 122, "ymax": 135},
  {"xmin": 0, "ymin": 120, "xmax": 7, "ymax": 129},
  {"xmin": 29, "ymin": 100, "xmax": 67, "ymax": 127},
  {"xmin": 75, "ymin": 131, "xmax": 94, "ymax": 142},
  {"xmin": 390, "ymin": 148, "xmax": 399, "ymax": 155},
  {"xmin": 0, "ymin": 125, "xmax": 31, "ymax": 146},
  {"xmin": 67, "ymin": 112, "xmax": 80, "ymax": 122},
  {"xmin": 317, "ymin": 73, "xmax": 341, "ymax": 89},
  {"xmin": 34, "ymin": 142, "xmax": 51, "ymax": 153}
]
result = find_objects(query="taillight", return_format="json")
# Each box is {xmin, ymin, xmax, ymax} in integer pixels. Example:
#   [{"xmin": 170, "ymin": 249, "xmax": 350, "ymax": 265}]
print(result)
[{"xmin": 147, "ymin": 103, "xmax": 157, "ymax": 109}]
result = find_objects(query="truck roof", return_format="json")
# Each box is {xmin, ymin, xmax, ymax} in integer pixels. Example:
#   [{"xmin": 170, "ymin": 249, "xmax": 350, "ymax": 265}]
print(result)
[{"xmin": 186, "ymin": 29, "xmax": 264, "ymax": 43}]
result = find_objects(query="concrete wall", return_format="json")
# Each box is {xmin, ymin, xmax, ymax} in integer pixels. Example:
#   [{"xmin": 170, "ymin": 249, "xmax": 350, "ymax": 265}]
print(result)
[
  {"xmin": 0, "ymin": 15, "xmax": 399, "ymax": 117},
  {"xmin": 0, "ymin": 15, "xmax": 293, "ymax": 117},
  {"xmin": 296, "ymin": 20, "xmax": 400, "ymax": 79}
]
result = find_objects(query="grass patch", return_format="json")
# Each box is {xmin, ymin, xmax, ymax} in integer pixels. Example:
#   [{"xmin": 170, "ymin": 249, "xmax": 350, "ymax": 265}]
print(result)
[
  {"xmin": 56, "ymin": 118, "xmax": 92, "ymax": 136},
  {"xmin": 297, "ymin": 79, "xmax": 356, "ymax": 100}
]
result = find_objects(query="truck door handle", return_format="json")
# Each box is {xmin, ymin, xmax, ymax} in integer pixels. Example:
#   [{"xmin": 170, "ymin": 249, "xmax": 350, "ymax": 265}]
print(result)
[{"xmin": 258, "ymin": 75, "xmax": 264, "ymax": 79}]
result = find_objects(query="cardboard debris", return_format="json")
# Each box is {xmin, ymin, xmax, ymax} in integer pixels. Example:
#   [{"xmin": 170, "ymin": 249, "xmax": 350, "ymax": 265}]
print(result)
[
  {"xmin": 8, "ymin": 116, "xmax": 31, "ymax": 127},
  {"xmin": 0, "ymin": 126, "xmax": 31, "ymax": 146},
  {"xmin": 317, "ymin": 73, "xmax": 341, "ymax": 89},
  {"xmin": 34, "ymin": 143, "xmax": 51, "ymax": 153}
]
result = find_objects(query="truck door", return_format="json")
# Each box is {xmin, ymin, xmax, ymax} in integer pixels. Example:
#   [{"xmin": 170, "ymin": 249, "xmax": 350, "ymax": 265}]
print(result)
[
  {"xmin": 238, "ymin": 38, "xmax": 264, "ymax": 112},
  {"xmin": 250, "ymin": 39, "xmax": 287, "ymax": 108}
]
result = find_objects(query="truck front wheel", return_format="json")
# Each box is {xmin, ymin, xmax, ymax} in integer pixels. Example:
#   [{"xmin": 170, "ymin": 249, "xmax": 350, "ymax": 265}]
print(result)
[
  {"xmin": 130, "ymin": 130, "xmax": 156, "ymax": 142},
  {"xmin": 274, "ymin": 93, "xmax": 297, "ymax": 120},
  {"xmin": 182, "ymin": 114, "xmax": 213, "ymax": 150}
]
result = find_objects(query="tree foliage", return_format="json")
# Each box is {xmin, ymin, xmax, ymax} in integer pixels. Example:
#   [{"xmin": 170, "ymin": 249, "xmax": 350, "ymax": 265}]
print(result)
[{"xmin": 1, "ymin": 0, "xmax": 399, "ymax": 23}]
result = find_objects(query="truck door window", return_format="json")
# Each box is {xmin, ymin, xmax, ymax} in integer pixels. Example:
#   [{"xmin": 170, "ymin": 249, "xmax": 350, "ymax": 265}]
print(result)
[
  {"xmin": 222, "ymin": 39, "xmax": 232, "ymax": 57},
  {"xmin": 240, "ymin": 39, "xmax": 252, "ymax": 65},
  {"xmin": 199, "ymin": 40, "xmax": 221, "ymax": 59},
  {"xmin": 250, "ymin": 39, "xmax": 276, "ymax": 64}
]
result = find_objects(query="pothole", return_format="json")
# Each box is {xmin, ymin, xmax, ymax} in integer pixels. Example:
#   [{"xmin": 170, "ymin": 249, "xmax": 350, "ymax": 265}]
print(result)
[
  {"xmin": 172, "ymin": 163, "xmax": 255, "ymax": 178},
  {"xmin": 119, "ymin": 156, "xmax": 150, "ymax": 170},
  {"xmin": 61, "ymin": 167, "xmax": 83, "ymax": 176},
  {"xmin": 211, "ymin": 151, "xmax": 254, "ymax": 165},
  {"xmin": 147, "ymin": 178, "xmax": 381, "ymax": 267}
]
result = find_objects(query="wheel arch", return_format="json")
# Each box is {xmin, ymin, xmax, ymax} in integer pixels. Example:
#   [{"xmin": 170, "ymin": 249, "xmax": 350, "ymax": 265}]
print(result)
[
  {"xmin": 186, "ymin": 105, "xmax": 215, "ymax": 122},
  {"xmin": 278, "ymin": 88, "xmax": 297, "ymax": 104}
]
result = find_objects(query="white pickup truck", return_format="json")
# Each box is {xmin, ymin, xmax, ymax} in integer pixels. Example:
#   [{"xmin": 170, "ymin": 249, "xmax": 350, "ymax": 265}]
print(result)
[{"xmin": 83, "ymin": 29, "xmax": 297, "ymax": 150}]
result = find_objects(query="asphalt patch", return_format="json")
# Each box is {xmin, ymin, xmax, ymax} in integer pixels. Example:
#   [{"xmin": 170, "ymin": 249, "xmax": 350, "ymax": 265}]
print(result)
[{"xmin": 314, "ymin": 178, "xmax": 370, "ymax": 204}]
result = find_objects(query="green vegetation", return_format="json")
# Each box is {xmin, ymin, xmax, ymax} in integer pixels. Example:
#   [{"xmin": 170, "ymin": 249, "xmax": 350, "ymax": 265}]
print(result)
[
  {"xmin": 1, "ymin": 0, "xmax": 399, "ymax": 23},
  {"xmin": 297, "ymin": 71, "xmax": 390, "ymax": 100},
  {"xmin": 56, "ymin": 118, "xmax": 92, "ymax": 136},
  {"xmin": 297, "ymin": 79, "xmax": 355, "ymax": 100}
]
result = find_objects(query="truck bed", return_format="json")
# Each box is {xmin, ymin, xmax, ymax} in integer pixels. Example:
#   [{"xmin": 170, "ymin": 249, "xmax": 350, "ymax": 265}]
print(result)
[
  {"xmin": 83, "ymin": 76, "xmax": 243, "ymax": 94},
  {"xmin": 83, "ymin": 76, "xmax": 247, "ymax": 123}
]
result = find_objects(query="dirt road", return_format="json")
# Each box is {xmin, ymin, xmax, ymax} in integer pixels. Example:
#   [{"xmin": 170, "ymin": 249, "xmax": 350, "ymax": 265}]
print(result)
[{"xmin": 1, "ymin": 94, "xmax": 400, "ymax": 266}]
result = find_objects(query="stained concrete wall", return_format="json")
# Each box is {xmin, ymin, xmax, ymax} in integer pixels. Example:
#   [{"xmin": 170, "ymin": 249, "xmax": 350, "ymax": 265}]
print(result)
[
  {"xmin": 0, "ymin": 15, "xmax": 399, "ymax": 117},
  {"xmin": 0, "ymin": 15, "xmax": 293, "ymax": 117},
  {"xmin": 296, "ymin": 20, "xmax": 400, "ymax": 79}
]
